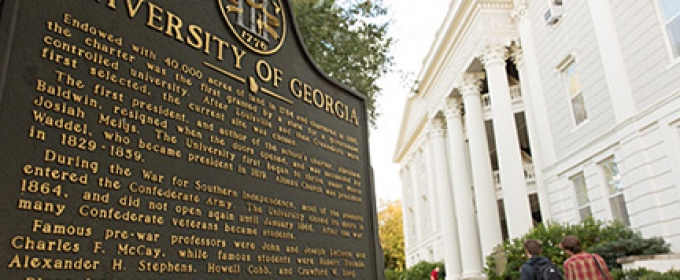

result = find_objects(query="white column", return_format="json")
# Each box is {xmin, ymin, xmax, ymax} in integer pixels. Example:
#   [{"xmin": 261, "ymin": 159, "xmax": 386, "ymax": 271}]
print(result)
[
  {"xmin": 460, "ymin": 74, "xmax": 503, "ymax": 259},
  {"xmin": 430, "ymin": 117, "xmax": 463, "ymax": 279},
  {"xmin": 408, "ymin": 155, "xmax": 423, "ymax": 242},
  {"xmin": 399, "ymin": 165, "xmax": 415, "ymax": 265},
  {"xmin": 444, "ymin": 98, "xmax": 484, "ymax": 279},
  {"xmin": 480, "ymin": 45, "xmax": 534, "ymax": 238},
  {"xmin": 511, "ymin": 45, "xmax": 552, "ymax": 220},
  {"xmin": 425, "ymin": 140, "xmax": 442, "ymax": 232},
  {"xmin": 513, "ymin": 3, "xmax": 557, "ymax": 218}
]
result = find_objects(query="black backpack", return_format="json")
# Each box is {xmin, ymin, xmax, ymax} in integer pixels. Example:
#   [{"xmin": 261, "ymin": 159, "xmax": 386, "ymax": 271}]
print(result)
[{"xmin": 532, "ymin": 262, "xmax": 564, "ymax": 280}]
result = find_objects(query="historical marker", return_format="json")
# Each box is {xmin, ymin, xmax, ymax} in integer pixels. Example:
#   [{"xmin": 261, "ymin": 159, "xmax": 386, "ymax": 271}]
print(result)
[{"xmin": 0, "ymin": 0, "xmax": 381, "ymax": 278}]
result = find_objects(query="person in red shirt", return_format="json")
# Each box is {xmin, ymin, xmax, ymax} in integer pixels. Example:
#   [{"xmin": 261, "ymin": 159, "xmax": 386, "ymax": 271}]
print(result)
[
  {"xmin": 430, "ymin": 266, "xmax": 440, "ymax": 280},
  {"xmin": 560, "ymin": 235, "xmax": 613, "ymax": 280}
]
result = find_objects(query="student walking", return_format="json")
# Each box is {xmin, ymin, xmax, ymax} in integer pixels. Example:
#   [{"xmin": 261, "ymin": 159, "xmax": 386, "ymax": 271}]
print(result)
[
  {"xmin": 560, "ymin": 235, "xmax": 613, "ymax": 280},
  {"xmin": 520, "ymin": 239, "xmax": 563, "ymax": 280}
]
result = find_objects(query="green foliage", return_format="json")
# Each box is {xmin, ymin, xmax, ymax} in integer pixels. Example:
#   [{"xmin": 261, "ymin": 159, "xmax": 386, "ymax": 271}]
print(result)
[
  {"xmin": 623, "ymin": 268, "xmax": 680, "ymax": 279},
  {"xmin": 483, "ymin": 218, "xmax": 641, "ymax": 280},
  {"xmin": 589, "ymin": 236, "xmax": 671, "ymax": 269},
  {"xmin": 291, "ymin": 0, "xmax": 393, "ymax": 127},
  {"xmin": 611, "ymin": 268, "xmax": 625, "ymax": 279},
  {"xmin": 384, "ymin": 268, "xmax": 404, "ymax": 280},
  {"xmin": 399, "ymin": 261, "xmax": 443, "ymax": 280}
]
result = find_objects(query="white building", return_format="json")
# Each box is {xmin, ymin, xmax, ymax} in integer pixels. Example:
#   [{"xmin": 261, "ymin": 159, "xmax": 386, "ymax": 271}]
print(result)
[{"xmin": 393, "ymin": 0, "xmax": 680, "ymax": 279}]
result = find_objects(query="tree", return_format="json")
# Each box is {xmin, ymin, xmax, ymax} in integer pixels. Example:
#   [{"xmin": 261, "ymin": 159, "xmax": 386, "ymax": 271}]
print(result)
[
  {"xmin": 378, "ymin": 199, "xmax": 405, "ymax": 270},
  {"xmin": 291, "ymin": 0, "xmax": 393, "ymax": 127}
]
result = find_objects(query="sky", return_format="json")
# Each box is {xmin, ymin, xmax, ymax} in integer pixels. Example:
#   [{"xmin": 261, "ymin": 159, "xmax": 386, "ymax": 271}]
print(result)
[{"xmin": 370, "ymin": 1, "xmax": 451, "ymax": 203}]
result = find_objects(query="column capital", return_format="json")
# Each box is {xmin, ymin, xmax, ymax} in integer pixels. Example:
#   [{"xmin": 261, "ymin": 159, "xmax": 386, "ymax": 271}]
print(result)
[
  {"xmin": 430, "ymin": 117, "xmax": 447, "ymax": 138},
  {"xmin": 464, "ymin": 72, "xmax": 486, "ymax": 83},
  {"xmin": 510, "ymin": 43, "xmax": 524, "ymax": 68},
  {"xmin": 512, "ymin": 0, "xmax": 529, "ymax": 22},
  {"xmin": 398, "ymin": 165, "xmax": 407, "ymax": 176},
  {"xmin": 459, "ymin": 73, "xmax": 484, "ymax": 98},
  {"xmin": 403, "ymin": 153, "xmax": 415, "ymax": 167},
  {"xmin": 444, "ymin": 98, "xmax": 463, "ymax": 120},
  {"xmin": 479, "ymin": 44, "xmax": 508, "ymax": 67}
]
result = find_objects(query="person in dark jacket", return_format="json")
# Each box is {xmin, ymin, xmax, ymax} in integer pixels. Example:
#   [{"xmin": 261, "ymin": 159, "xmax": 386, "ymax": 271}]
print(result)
[{"xmin": 520, "ymin": 239, "xmax": 557, "ymax": 280}]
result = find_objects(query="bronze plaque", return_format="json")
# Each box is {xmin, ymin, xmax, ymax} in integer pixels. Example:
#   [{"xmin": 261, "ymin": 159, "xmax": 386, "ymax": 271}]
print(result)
[{"xmin": 0, "ymin": 0, "xmax": 380, "ymax": 278}]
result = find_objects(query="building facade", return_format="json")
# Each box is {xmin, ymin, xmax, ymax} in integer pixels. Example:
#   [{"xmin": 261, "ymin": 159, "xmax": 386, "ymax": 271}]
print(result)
[{"xmin": 393, "ymin": 0, "xmax": 680, "ymax": 279}]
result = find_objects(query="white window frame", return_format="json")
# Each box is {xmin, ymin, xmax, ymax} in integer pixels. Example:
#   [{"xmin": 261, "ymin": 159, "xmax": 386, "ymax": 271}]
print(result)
[
  {"xmin": 571, "ymin": 172, "xmax": 592, "ymax": 220},
  {"xmin": 600, "ymin": 157, "xmax": 630, "ymax": 226},
  {"xmin": 557, "ymin": 55, "xmax": 588, "ymax": 126},
  {"xmin": 656, "ymin": 0, "xmax": 680, "ymax": 59}
]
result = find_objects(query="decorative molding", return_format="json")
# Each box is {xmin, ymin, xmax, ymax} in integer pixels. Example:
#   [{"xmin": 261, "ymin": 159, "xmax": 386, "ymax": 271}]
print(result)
[
  {"xmin": 484, "ymin": 13, "xmax": 514, "ymax": 30},
  {"xmin": 478, "ymin": 0, "xmax": 514, "ymax": 10},
  {"xmin": 555, "ymin": 52, "xmax": 577, "ymax": 72},
  {"xmin": 511, "ymin": 0, "xmax": 528, "ymax": 22},
  {"xmin": 510, "ymin": 43, "xmax": 524, "ymax": 67},
  {"xmin": 465, "ymin": 72, "xmax": 487, "ymax": 82},
  {"xmin": 404, "ymin": 154, "xmax": 415, "ymax": 168},
  {"xmin": 459, "ymin": 72, "xmax": 485, "ymax": 98},
  {"xmin": 431, "ymin": 118, "xmax": 447, "ymax": 138},
  {"xmin": 479, "ymin": 43, "xmax": 508, "ymax": 67},
  {"xmin": 555, "ymin": 52, "xmax": 578, "ymax": 71},
  {"xmin": 444, "ymin": 98, "xmax": 464, "ymax": 119}
]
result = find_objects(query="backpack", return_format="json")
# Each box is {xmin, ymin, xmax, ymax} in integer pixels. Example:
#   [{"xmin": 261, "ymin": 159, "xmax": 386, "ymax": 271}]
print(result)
[{"xmin": 532, "ymin": 262, "xmax": 564, "ymax": 280}]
